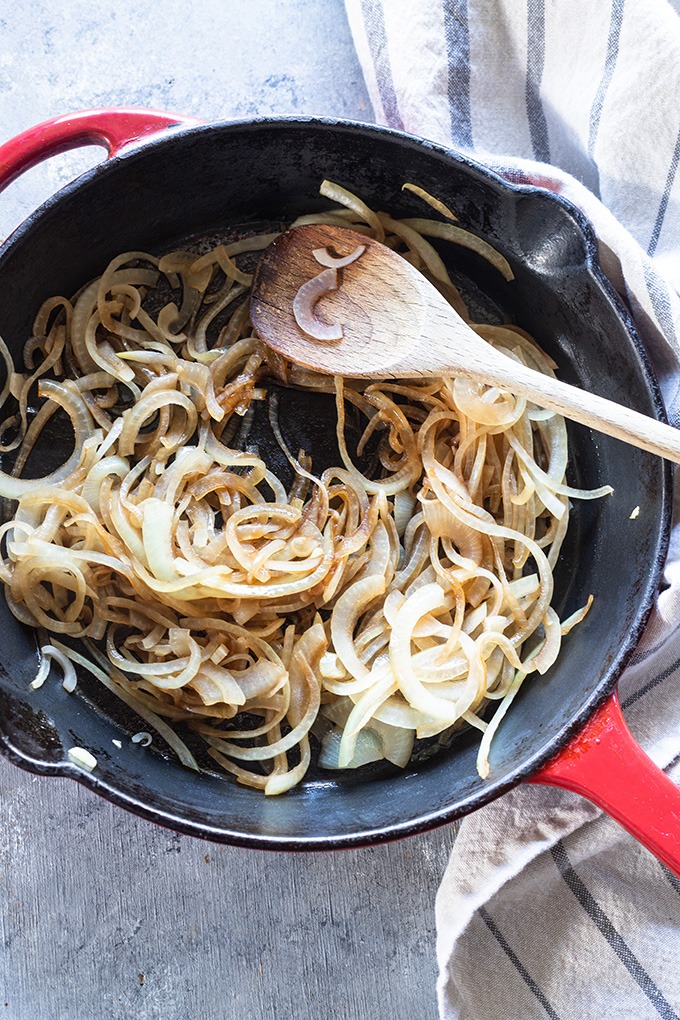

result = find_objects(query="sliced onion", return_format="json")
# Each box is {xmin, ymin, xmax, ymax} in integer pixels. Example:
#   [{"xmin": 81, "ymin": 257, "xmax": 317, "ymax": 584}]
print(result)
[
  {"xmin": 29, "ymin": 654, "xmax": 51, "ymax": 690},
  {"xmin": 402, "ymin": 183, "xmax": 459, "ymax": 222},
  {"xmin": 312, "ymin": 244, "xmax": 366, "ymax": 269},
  {"xmin": 131, "ymin": 731, "xmax": 152, "ymax": 746},
  {"xmin": 0, "ymin": 380, "xmax": 93, "ymax": 500},
  {"xmin": 393, "ymin": 490, "xmax": 417, "ymax": 537},
  {"xmin": 293, "ymin": 267, "xmax": 342, "ymax": 341},
  {"xmin": 319, "ymin": 726, "xmax": 382, "ymax": 769},
  {"xmin": 67, "ymin": 746, "xmax": 97, "ymax": 770},
  {"xmin": 560, "ymin": 595, "xmax": 593, "ymax": 635},
  {"xmin": 72, "ymin": 641, "xmax": 200, "ymax": 770},
  {"xmin": 0, "ymin": 336, "xmax": 16, "ymax": 411},
  {"xmin": 82, "ymin": 456, "xmax": 129, "ymax": 514},
  {"xmin": 142, "ymin": 499, "xmax": 179, "ymax": 583},
  {"xmin": 369, "ymin": 718, "xmax": 415, "ymax": 767},
  {"xmin": 331, "ymin": 574, "xmax": 387, "ymax": 686},
  {"xmin": 319, "ymin": 180, "xmax": 385, "ymax": 241},
  {"xmin": 399, "ymin": 217, "xmax": 515, "ymax": 281}
]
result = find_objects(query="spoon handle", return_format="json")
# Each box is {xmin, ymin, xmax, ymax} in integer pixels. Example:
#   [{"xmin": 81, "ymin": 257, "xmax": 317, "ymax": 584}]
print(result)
[{"xmin": 469, "ymin": 358, "xmax": 680, "ymax": 464}]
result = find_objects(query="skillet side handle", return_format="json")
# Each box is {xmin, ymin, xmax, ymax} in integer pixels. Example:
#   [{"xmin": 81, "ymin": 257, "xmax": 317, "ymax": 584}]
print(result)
[
  {"xmin": 529, "ymin": 690, "xmax": 680, "ymax": 877},
  {"xmin": 0, "ymin": 108, "xmax": 199, "ymax": 193}
]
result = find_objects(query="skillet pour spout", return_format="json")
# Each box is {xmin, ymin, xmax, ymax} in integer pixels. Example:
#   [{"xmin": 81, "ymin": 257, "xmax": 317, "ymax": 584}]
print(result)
[{"xmin": 0, "ymin": 108, "xmax": 677, "ymax": 873}]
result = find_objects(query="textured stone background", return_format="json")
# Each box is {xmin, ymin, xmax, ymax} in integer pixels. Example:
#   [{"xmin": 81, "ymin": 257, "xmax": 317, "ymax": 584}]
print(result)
[{"xmin": 0, "ymin": 2, "xmax": 457, "ymax": 1018}]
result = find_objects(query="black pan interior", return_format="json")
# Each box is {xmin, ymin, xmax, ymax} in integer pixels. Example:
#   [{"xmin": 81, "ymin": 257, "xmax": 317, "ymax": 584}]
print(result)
[{"xmin": 0, "ymin": 120, "xmax": 670, "ymax": 847}]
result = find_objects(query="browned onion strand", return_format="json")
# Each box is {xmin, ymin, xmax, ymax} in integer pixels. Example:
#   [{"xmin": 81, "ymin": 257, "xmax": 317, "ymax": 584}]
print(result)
[{"xmin": 0, "ymin": 181, "xmax": 611, "ymax": 791}]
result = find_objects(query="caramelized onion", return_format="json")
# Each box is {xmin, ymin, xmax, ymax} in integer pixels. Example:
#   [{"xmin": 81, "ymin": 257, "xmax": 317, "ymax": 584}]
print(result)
[
  {"xmin": 292, "ymin": 267, "xmax": 342, "ymax": 341},
  {"xmin": 312, "ymin": 244, "xmax": 366, "ymax": 269},
  {"xmin": 0, "ymin": 179, "xmax": 609, "ymax": 794}
]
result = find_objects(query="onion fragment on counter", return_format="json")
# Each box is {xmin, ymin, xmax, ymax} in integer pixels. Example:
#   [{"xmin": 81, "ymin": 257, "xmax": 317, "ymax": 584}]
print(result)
[{"xmin": 0, "ymin": 179, "xmax": 609, "ymax": 793}]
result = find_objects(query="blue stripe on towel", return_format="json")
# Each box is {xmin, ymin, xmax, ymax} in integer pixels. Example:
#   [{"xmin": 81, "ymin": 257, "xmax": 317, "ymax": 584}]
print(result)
[
  {"xmin": 479, "ymin": 906, "xmax": 563, "ymax": 1019},
  {"xmin": 644, "ymin": 264, "xmax": 678, "ymax": 345},
  {"xmin": 526, "ymin": 0, "xmax": 550, "ymax": 162},
  {"xmin": 622, "ymin": 652, "xmax": 680, "ymax": 709},
  {"xmin": 661, "ymin": 864, "xmax": 680, "ymax": 899},
  {"xmin": 588, "ymin": 0, "xmax": 625, "ymax": 159},
  {"xmin": 552, "ymin": 842, "xmax": 680, "ymax": 1019},
  {"xmin": 359, "ymin": 0, "xmax": 405, "ymax": 130},
  {"xmin": 443, "ymin": 0, "xmax": 473, "ymax": 149},
  {"xmin": 648, "ymin": 124, "xmax": 680, "ymax": 257}
]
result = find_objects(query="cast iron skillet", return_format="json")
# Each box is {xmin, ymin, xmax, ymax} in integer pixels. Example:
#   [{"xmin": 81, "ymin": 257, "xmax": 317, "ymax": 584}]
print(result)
[{"xmin": 0, "ymin": 110, "xmax": 678, "ymax": 869}]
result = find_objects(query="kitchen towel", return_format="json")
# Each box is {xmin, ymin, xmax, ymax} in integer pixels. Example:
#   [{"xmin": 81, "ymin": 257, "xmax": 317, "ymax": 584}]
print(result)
[{"xmin": 344, "ymin": 1, "xmax": 680, "ymax": 1017}]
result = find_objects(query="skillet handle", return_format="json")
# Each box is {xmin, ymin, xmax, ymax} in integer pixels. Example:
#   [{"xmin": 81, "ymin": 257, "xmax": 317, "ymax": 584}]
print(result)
[
  {"xmin": 0, "ymin": 108, "xmax": 199, "ymax": 193},
  {"xmin": 529, "ymin": 690, "xmax": 680, "ymax": 877}
]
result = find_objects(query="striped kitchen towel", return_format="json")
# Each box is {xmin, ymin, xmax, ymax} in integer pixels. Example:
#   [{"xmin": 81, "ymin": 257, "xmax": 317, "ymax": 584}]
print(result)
[{"xmin": 344, "ymin": 1, "xmax": 680, "ymax": 1017}]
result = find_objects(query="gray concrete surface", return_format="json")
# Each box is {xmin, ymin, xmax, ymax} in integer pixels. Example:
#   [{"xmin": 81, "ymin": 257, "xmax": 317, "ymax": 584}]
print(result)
[{"xmin": 0, "ymin": 3, "xmax": 457, "ymax": 1018}]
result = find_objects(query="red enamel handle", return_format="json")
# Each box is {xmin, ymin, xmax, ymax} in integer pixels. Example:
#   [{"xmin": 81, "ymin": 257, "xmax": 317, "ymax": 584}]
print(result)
[
  {"xmin": 0, "ymin": 107, "xmax": 200, "ymax": 194},
  {"xmin": 529, "ymin": 690, "xmax": 680, "ymax": 876}
]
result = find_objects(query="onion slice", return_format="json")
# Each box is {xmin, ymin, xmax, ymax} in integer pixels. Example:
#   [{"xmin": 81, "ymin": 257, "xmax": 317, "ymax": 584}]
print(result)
[
  {"xmin": 67, "ymin": 746, "xmax": 97, "ymax": 771},
  {"xmin": 293, "ymin": 267, "xmax": 342, "ymax": 341},
  {"xmin": 402, "ymin": 182, "xmax": 459, "ymax": 222},
  {"xmin": 0, "ymin": 379, "xmax": 94, "ymax": 500},
  {"xmin": 312, "ymin": 244, "xmax": 366, "ymax": 269}
]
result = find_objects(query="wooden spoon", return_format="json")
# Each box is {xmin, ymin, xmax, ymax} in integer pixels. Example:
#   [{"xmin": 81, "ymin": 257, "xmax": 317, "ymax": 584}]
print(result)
[{"xmin": 251, "ymin": 223, "xmax": 680, "ymax": 463}]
